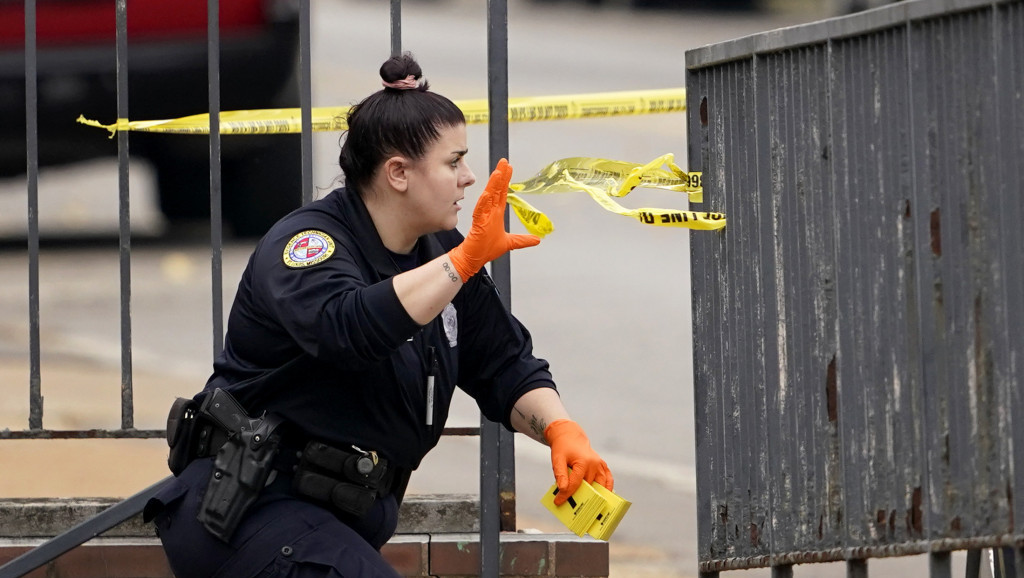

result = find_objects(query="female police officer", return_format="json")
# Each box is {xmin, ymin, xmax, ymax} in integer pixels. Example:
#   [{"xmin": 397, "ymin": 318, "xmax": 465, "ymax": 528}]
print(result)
[{"xmin": 145, "ymin": 53, "xmax": 614, "ymax": 577}]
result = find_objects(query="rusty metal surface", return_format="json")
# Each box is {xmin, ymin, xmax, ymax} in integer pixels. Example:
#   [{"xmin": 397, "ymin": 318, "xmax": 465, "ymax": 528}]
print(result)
[
  {"xmin": 909, "ymin": 6, "xmax": 1015, "ymax": 544},
  {"xmin": 0, "ymin": 429, "xmax": 165, "ymax": 440},
  {"xmin": 0, "ymin": 427, "xmax": 479, "ymax": 440},
  {"xmin": 831, "ymin": 24, "xmax": 925, "ymax": 550},
  {"xmin": 687, "ymin": 0, "xmax": 1024, "ymax": 570},
  {"xmin": 697, "ymin": 534, "xmax": 1024, "ymax": 573}
]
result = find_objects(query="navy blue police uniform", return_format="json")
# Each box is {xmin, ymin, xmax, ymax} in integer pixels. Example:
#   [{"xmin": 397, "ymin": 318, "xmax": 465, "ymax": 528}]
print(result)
[{"xmin": 145, "ymin": 186, "xmax": 556, "ymax": 577}]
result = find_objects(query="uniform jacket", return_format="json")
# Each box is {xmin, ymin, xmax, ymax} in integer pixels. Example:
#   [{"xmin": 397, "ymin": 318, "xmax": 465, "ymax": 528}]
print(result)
[{"xmin": 201, "ymin": 186, "xmax": 556, "ymax": 470}]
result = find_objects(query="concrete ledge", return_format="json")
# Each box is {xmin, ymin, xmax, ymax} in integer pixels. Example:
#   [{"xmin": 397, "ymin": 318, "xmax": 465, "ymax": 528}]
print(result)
[
  {"xmin": 0, "ymin": 494, "xmax": 480, "ymax": 538},
  {"xmin": 397, "ymin": 493, "xmax": 480, "ymax": 534}
]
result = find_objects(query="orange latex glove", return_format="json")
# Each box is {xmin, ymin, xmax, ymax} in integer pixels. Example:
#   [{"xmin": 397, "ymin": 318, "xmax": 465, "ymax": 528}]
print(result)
[
  {"xmin": 544, "ymin": 419, "xmax": 614, "ymax": 506},
  {"xmin": 447, "ymin": 158, "xmax": 540, "ymax": 283}
]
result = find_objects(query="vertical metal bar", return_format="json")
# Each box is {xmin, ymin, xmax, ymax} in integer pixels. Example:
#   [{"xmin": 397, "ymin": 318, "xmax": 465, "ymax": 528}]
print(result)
[
  {"xmin": 772, "ymin": 564, "xmax": 794, "ymax": 578},
  {"xmin": 482, "ymin": 1, "xmax": 512, "ymax": 574},
  {"xmin": 488, "ymin": 0, "xmax": 516, "ymax": 531},
  {"xmin": 965, "ymin": 549, "xmax": 982, "ymax": 578},
  {"xmin": 299, "ymin": 0, "xmax": 313, "ymax": 207},
  {"xmin": 485, "ymin": 6, "xmax": 510, "ymax": 313},
  {"xmin": 480, "ymin": 417, "xmax": 501, "ymax": 574},
  {"xmin": 847, "ymin": 559, "xmax": 868, "ymax": 578},
  {"xmin": 991, "ymin": 549, "xmax": 1004, "ymax": 578},
  {"xmin": 390, "ymin": 0, "xmax": 401, "ymax": 57},
  {"xmin": 208, "ymin": 0, "xmax": 224, "ymax": 358},
  {"xmin": 25, "ymin": 0, "xmax": 42, "ymax": 430},
  {"xmin": 929, "ymin": 551, "xmax": 952, "ymax": 578},
  {"xmin": 991, "ymin": 547, "xmax": 1020, "ymax": 578},
  {"xmin": 496, "ymin": 415, "xmax": 515, "ymax": 530},
  {"xmin": 115, "ymin": 0, "xmax": 134, "ymax": 429}
]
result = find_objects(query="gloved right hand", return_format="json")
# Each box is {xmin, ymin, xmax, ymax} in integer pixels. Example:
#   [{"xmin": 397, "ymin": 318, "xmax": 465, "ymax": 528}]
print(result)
[
  {"xmin": 544, "ymin": 419, "xmax": 614, "ymax": 506},
  {"xmin": 447, "ymin": 158, "xmax": 540, "ymax": 283}
]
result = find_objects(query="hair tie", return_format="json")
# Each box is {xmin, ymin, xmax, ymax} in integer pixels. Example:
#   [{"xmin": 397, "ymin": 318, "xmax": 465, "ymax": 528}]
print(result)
[{"xmin": 382, "ymin": 75, "xmax": 419, "ymax": 90}]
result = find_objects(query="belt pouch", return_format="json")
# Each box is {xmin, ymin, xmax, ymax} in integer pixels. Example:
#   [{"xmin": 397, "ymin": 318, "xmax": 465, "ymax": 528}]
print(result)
[
  {"xmin": 292, "ymin": 441, "xmax": 389, "ymax": 518},
  {"xmin": 197, "ymin": 429, "xmax": 280, "ymax": 542},
  {"xmin": 292, "ymin": 470, "xmax": 377, "ymax": 518},
  {"xmin": 166, "ymin": 397, "xmax": 199, "ymax": 476}
]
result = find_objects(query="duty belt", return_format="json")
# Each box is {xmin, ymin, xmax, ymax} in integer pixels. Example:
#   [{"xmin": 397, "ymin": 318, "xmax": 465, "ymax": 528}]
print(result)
[{"xmin": 165, "ymin": 388, "xmax": 396, "ymax": 541}]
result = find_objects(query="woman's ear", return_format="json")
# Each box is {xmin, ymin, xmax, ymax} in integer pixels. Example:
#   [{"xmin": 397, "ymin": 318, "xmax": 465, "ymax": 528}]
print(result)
[{"xmin": 383, "ymin": 156, "xmax": 409, "ymax": 192}]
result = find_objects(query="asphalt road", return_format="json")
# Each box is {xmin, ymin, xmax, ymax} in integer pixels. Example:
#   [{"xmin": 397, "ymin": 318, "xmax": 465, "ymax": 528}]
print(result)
[{"xmin": 0, "ymin": 1, "xmax": 975, "ymax": 576}]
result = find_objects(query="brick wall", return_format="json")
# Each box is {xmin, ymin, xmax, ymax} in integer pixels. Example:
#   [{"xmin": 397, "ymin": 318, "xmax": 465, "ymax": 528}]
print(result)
[{"xmin": 0, "ymin": 497, "xmax": 609, "ymax": 577}]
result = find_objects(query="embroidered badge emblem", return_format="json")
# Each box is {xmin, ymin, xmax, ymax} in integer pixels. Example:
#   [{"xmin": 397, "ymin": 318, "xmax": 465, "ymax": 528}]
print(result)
[
  {"xmin": 283, "ymin": 230, "xmax": 335, "ymax": 268},
  {"xmin": 441, "ymin": 303, "xmax": 458, "ymax": 347}
]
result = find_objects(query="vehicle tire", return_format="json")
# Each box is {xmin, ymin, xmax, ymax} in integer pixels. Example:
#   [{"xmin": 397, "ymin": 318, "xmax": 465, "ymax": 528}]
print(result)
[
  {"xmin": 221, "ymin": 133, "xmax": 303, "ymax": 238},
  {"xmin": 145, "ymin": 137, "xmax": 212, "ymax": 226},
  {"xmin": 143, "ymin": 132, "xmax": 302, "ymax": 239}
]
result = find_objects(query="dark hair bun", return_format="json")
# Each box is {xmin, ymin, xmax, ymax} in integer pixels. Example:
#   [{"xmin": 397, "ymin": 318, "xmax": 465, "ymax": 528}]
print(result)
[
  {"xmin": 340, "ymin": 51, "xmax": 464, "ymax": 192},
  {"xmin": 380, "ymin": 52, "xmax": 428, "ymax": 90}
]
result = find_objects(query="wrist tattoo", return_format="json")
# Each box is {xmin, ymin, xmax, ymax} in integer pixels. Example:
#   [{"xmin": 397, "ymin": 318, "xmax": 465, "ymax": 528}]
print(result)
[{"xmin": 442, "ymin": 261, "xmax": 460, "ymax": 283}]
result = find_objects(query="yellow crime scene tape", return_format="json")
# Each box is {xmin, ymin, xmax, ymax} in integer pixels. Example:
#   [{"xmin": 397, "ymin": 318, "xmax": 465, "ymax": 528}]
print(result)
[
  {"xmin": 76, "ymin": 88, "xmax": 687, "ymax": 136},
  {"xmin": 508, "ymin": 154, "xmax": 723, "ymax": 236},
  {"xmin": 77, "ymin": 88, "xmax": 725, "ymax": 232}
]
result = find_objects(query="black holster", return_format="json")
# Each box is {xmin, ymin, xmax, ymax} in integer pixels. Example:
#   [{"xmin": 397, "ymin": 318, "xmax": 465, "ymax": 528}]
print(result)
[
  {"xmin": 163, "ymin": 389, "xmax": 400, "ymax": 536},
  {"xmin": 194, "ymin": 388, "xmax": 283, "ymax": 543}
]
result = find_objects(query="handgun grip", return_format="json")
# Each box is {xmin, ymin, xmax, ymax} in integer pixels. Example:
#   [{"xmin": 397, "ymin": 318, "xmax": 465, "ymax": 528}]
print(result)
[{"xmin": 200, "ymin": 388, "xmax": 253, "ymax": 435}]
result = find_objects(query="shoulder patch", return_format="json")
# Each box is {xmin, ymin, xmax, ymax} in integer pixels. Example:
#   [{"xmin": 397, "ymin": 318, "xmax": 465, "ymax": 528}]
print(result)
[{"xmin": 283, "ymin": 230, "xmax": 335, "ymax": 268}]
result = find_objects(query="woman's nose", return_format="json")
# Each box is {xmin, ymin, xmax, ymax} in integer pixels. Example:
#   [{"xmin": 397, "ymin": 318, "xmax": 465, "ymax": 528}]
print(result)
[{"xmin": 462, "ymin": 167, "xmax": 476, "ymax": 188}]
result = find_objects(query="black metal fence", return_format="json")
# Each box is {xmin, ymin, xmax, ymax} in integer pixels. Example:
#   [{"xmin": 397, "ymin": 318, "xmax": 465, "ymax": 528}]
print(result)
[
  {"xmin": 3, "ymin": 0, "xmax": 515, "ymax": 575},
  {"xmin": 686, "ymin": 0, "xmax": 1023, "ymax": 575}
]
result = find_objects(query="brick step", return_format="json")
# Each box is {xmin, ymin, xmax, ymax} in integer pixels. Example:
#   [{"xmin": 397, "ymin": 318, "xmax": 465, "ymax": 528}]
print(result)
[
  {"xmin": 0, "ymin": 533, "xmax": 608, "ymax": 578},
  {"xmin": 0, "ymin": 496, "xmax": 609, "ymax": 577}
]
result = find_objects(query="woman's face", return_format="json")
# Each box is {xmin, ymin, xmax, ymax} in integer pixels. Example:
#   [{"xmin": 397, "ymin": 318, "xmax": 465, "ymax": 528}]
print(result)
[{"xmin": 404, "ymin": 123, "xmax": 476, "ymax": 234}]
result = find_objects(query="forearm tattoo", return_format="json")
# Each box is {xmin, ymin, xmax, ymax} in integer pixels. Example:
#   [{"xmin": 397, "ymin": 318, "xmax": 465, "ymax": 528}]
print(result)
[
  {"xmin": 442, "ymin": 261, "xmax": 460, "ymax": 283},
  {"xmin": 529, "ymin": 415, "xmax": 548, "ymax": 438},
  {"xmin": 515, "ymin": 408, "xmax": 548, "ymax": 439}
]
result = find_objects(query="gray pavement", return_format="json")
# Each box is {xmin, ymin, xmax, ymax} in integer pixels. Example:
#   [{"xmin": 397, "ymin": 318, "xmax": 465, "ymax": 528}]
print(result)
[{"xmin": 0, "ymin": 1, "xmax": 979, "ymax": 576}]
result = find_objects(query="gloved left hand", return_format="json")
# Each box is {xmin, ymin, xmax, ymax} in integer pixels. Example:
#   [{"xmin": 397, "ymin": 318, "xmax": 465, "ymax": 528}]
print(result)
[
  {"xmin": 447, "ymin": 158, "xmax": 540, "ymax": 283},
  {"xmin": 544, "ymin": 419, "xmax": 614, "ymax": 506}
]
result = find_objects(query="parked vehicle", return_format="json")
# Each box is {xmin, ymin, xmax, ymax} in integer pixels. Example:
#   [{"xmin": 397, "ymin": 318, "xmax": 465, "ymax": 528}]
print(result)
[{"xmin": 0, "ymin": 0, "xmax": 302, "ymax": 237}]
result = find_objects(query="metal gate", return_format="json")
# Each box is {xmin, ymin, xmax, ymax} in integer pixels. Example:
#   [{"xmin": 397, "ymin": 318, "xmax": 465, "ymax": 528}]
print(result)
[
  {"xmin": 2, "ymin": 1, "xmax": 517, "ymax": 575},
  {"xmin": 686, "ymin": 0, "xmax": 1024, "ymax": 575}
]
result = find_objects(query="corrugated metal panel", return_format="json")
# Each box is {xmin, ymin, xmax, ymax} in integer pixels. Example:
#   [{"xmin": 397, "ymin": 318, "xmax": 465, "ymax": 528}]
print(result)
[
  {"xmin": 908, "ymin": 7, "xmax": 1011, "ymax": 542},
  {"xmin": 760, "ymin": 44, "xmax": 839, "ymax": 558},
  {"xmin": 689, "ymin": 57, "xmax": 773, "ymax": 564},
  {"xmin": 994, "ymin": 0, "xmax": 1024, "ymax": 539},
  {"xmin": 687, "ymin": 0, "xmax": 1024, "ymax": 572},
  {"xmin": 830, "ymin": 25, "xmax": 925, "ymax": 549}
]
